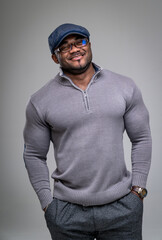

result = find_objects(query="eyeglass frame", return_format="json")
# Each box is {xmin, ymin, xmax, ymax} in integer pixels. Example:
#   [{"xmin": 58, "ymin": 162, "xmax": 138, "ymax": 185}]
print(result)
[{"xmin": 54, "ymin": 38, "xmax": 89, "ymax": 54}]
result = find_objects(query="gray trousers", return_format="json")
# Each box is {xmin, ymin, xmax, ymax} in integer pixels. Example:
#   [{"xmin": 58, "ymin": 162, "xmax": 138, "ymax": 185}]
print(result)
[{"xmin": 44, "ymin": 192, "xmax": 143, "ymax": 240}]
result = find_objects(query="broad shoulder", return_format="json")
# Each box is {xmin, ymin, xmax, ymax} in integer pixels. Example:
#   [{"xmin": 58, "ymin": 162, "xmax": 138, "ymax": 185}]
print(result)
[
  {"xmin": 101, "ymin": 69, "xmax": 134, "ymax": 86},
  {"xmin": 30, "ymin": 74, "xmax": 60, "ymax": 105}
]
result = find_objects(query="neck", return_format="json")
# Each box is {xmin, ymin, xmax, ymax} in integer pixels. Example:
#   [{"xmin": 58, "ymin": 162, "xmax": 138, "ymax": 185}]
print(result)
[{"xmin": 63, "ymin": 63, "xmax": 95, "ymax": 91}]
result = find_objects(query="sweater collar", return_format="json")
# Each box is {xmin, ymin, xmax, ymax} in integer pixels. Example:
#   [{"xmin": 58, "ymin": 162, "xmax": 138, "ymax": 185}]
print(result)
[{"xmin": 58, "ymin": 62, "xmax": 103, "ymax": 87}]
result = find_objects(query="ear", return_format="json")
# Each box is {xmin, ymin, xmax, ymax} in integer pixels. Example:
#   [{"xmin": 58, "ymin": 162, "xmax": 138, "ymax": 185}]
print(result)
[{"xmin": 52, "ymin": 54, "xmax": 59, "ymax": 64}]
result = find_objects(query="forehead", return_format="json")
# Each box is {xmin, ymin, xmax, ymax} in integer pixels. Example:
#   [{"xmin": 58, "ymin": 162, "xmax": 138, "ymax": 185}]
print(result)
[{"xmin": 60, "ymin": 34, "xmax": 85, "ymax": 44}]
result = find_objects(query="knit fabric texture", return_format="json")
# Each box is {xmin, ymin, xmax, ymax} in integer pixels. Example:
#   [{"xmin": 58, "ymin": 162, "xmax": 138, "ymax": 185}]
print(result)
[{"xmin": 23, "ymin": 64, "xmax": 152, "ymax": 210}]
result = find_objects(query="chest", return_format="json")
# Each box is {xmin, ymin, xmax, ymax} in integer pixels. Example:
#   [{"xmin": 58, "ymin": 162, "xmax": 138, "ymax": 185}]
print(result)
[{"xmin": 45, "ymin": 83, "xmax": 126, "ymax": 131}]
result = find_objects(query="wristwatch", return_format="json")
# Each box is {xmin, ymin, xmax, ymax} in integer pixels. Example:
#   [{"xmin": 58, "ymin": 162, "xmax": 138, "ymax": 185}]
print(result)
[{"xmin": 131, "ymin": 186, "xmax": 148, "ymax": 199}]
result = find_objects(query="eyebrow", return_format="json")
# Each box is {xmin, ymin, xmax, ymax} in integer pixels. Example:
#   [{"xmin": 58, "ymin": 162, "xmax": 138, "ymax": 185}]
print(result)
[{"xmin": 60, "ymin": 35, "xmax": 85, "ymax": 45}]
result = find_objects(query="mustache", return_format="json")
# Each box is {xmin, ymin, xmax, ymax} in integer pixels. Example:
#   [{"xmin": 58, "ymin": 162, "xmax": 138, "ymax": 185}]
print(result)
[{"xmin": 68, "ymin": 51, "xmax": 85, "ymax": 60}]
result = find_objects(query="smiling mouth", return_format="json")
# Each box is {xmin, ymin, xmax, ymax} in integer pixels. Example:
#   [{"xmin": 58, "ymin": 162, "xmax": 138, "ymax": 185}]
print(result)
[
  {"xmin": 69, "ymin": 52, "xmax": 85, "ymax": 61},
  {"xmin": 71, "ymin": 55, "xmax": 82, "ymax": 61}
]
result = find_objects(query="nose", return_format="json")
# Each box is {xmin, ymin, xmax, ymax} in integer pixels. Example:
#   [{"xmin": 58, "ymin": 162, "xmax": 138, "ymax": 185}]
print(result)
[{"xmin": 69, "ymin": 43, "xmax": 80, "ymax": 53}]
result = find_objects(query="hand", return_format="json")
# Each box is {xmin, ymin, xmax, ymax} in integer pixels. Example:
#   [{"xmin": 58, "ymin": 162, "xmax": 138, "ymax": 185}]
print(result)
[
  {"xmin": 131, "ymin": 190, "xmax": 143, "ymax": 201},
  {"xmin": 43, "ymin": 204, "xmax": 49, "ymax": 212}
]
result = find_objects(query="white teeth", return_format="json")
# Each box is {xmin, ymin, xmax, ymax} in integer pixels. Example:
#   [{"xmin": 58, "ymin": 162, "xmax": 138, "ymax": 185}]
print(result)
[
  {"xmin": 72, "ymin": 55, "xmax": 81, "ymax": 58},
  {"xmin": 70, "ymin": 53, "xmax": 84, "ymax": 60},
  {"xmin": 71, "ymin": 55, "xmax": 82, "ymax": 60}
]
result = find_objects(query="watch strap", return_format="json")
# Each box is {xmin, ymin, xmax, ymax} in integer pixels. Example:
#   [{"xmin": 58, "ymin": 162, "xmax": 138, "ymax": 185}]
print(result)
[{"xmin": 131, "ymin": 186, "xmax": 147, "ymax": 199}]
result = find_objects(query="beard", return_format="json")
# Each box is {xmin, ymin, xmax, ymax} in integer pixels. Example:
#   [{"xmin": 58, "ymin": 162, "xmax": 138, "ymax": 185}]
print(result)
[
  {"xmin": 60, "ymin": 49, "xmax": 93, "ymax": 75},
  {"xmin": 62, "ymin": 60, "xmax": 92, "ymax": 75}
]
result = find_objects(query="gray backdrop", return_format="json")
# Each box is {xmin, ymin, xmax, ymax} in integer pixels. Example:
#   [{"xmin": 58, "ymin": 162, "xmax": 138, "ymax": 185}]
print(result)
[{"xmin": 1, "ymin": 0, "xmax": 161, "ymax": 239}]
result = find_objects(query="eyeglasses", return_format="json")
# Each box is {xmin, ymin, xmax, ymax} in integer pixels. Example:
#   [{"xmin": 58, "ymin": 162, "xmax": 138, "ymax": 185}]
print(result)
[{"xmin": 55, "ymin": 38, "xmax": 89, "ymax": 53}]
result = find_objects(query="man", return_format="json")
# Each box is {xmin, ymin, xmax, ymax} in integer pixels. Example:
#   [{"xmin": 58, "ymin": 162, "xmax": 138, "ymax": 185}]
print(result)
[{"xmin": 23, "ymin": 23, "xmax": 152, "ymax": 240}]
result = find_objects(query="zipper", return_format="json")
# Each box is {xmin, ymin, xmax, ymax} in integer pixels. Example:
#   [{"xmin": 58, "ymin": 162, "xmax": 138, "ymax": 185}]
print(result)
[
  {"xmin": 83, "ymin": 90, "xmax": 90, "ymax": 111},
  {"xmin": 60, "ymin": 68, "xmax": 102, "ymax": 112},
  {"xmin": 81, "ymin": 69, "xmax": 102, "ymax": 111}
]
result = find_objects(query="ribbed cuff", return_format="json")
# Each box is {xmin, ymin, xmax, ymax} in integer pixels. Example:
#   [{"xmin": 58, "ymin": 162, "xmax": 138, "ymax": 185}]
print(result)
[
  {"xmin": 37, "ymin": 189, "xmax": 53, "ymax": 210},
  {"xmin": 132, "ymin": 174, "xmax": 148, "ymax": 188}
]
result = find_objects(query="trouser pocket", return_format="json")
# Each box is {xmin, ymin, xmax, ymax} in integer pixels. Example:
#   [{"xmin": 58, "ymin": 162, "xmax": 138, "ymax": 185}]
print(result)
[
  {"xmin": 44, "ymin": 198, "xmax": 57, "ymax": 230},
  {"xmin": 45, "ymin": 198, "xmax": 73, "ymax": 233}
]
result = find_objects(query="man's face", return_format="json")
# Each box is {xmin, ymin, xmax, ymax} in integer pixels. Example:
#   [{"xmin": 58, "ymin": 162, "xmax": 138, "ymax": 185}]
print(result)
[{"xmin": 52, "ymin": 34, "xmax": 93, "ymax": 75}]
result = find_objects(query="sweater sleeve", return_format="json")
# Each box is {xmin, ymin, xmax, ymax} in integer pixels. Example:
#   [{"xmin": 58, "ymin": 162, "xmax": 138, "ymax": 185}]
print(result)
[
  {"xmin": 23, "ymin": 100, "xmax": 53, "ymax": 210},
  {"xmin": 124, "ymin": 81, "xmax": 152, "ymax": 188}
]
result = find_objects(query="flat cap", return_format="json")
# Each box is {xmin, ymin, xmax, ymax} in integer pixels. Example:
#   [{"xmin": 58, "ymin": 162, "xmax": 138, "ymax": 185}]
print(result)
[{"xmin": 48, "ymin": 23, "xmax": 90, "ymax": 54}]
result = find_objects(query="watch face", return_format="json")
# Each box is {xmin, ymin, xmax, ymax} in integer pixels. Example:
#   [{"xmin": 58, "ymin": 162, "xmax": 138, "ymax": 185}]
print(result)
[
  {"xmin": 141, "ymin": 188, "xmax": 147, "ymax": 197},
  {"xmin": 132, "ymin": 186, "xmax": 148, "ymax": 198}
]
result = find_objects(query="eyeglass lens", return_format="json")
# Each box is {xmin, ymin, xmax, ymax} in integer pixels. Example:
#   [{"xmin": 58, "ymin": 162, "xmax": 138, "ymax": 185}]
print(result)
[{"xmin": 58, "ymin": 38, "xmax": 88, "ymax": 53}]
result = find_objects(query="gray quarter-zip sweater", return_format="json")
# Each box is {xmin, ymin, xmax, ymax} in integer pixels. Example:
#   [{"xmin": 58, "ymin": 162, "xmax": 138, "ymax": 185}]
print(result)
[{"xmin": 23, "ymin": 64, "xmax": 152, "ymax": 210}]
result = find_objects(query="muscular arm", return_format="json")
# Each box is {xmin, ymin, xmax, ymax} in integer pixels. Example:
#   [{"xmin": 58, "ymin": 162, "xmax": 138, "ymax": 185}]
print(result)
[
  {"xmin": 23, "ymin": 100, "xmax": 53, "ymax": 210},
  {"xmin": 124, "ymin": 82, "xmax": 152, "ymax": 188}
]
